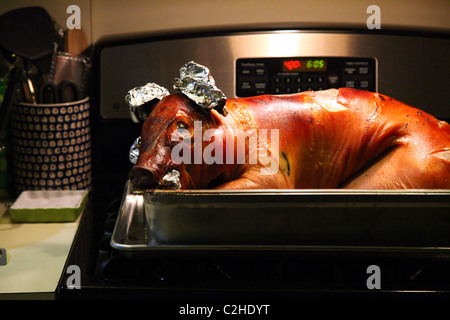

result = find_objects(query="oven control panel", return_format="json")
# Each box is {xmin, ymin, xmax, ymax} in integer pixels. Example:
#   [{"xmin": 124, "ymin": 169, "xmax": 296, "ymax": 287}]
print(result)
[{"xmin": 236, "ymin": 57, "xmax": 376, "ymax": 97}]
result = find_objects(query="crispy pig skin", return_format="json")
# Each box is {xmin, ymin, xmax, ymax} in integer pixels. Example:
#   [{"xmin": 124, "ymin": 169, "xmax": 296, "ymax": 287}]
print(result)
[{"xmin": 131, "ymin": 88, "xmax": 450, "ymax": 190}]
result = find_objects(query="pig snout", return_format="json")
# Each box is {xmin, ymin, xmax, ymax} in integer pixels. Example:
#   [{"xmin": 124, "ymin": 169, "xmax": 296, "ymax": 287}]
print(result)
[{"xmin": 129, "ymin": 165, "xmax": 156, "ymax": 189}]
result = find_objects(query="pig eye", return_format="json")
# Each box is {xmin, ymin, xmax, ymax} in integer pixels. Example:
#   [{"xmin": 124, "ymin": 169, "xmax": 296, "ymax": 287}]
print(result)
[
  {"xmin": 171, "ymin": 121, "xmax": 191, "ymax": 143},
  {"xmin": 176, "ymin": 122, "xmax": 187, "ymax": 130}
]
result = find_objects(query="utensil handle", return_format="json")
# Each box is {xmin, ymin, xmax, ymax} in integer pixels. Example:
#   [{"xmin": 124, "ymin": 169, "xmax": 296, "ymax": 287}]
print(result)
[{"xmin": 22, "ymin": 72, "xmax": 37, "ymax": 104}]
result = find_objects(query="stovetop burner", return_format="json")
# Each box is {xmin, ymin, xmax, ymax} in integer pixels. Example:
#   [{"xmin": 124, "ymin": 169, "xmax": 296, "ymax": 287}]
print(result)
[{"xmin": 57, "ymin": 181, "xmax": 450, "ymax": 300}]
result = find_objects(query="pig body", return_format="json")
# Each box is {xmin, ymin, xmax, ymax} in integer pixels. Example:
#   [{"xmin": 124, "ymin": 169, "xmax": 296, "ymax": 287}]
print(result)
[{"xmin": 129, "ymin": 88, "xmax": 450, "ymax": 190}]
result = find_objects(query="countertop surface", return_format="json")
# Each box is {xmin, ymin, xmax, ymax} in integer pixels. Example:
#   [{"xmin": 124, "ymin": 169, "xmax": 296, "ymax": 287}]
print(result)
[{"xmin": 0, "ymin": 201, "xmax": 80, "ymax": 299}]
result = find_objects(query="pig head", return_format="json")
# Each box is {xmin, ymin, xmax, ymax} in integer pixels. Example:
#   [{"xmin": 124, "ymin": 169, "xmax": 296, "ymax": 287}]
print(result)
[{"xmin": 129, "ymin": 93, "xmax": 226, "ymax": 189}]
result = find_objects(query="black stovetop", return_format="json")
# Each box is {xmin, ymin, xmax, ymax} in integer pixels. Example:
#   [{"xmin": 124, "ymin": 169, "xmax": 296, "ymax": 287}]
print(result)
[{"xmin": 56, "ymin": 179, "xmax": 450, "ymax": 300}]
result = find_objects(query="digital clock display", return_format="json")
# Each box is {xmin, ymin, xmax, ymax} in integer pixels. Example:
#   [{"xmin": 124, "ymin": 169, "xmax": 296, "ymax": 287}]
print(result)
[{"xmin": 282, "ymin": 59, "xmax": 327, "ymax": 72}]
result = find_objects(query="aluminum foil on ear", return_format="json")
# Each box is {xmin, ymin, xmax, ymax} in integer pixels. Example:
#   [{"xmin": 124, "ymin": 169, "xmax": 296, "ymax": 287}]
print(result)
[
  {"xmin": 129, "ymin": 136, "xmax": 141, "ymax": 164},
  {"xmin": 173, "ymin": 61, "xmax": 227, "ymax": 113},
  {"xmin": 125, "ymin": 83, "xmax": 170, "ymax": 123}
]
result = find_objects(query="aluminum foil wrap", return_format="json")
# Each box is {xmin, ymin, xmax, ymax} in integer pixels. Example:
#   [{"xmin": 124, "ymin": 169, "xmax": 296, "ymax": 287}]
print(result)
[
  {"xmin": 125, "ymin": 83, "xmax": 170, "ymax": 123},
  {"xmin": 129, "ymin": 136, "xmax": 141, "ymax": 164},
  {"xmin": 173, "ymin": 61, "xmax": 226, "ymax": 111},
  {"xmin": 157, "ymin": 169, "xmax": 181, "ymax": 190}
]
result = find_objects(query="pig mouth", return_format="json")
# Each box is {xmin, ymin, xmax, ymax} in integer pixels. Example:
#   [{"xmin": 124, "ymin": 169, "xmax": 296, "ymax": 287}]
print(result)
[
  {"xmin": 129, "ymin": 164, "xmax": 192, "ymax": 190},
  {"xmin": 156, "ymin": 168, "xmax": 182, "ymax": 189},
  {"xmin": 156, "ymin": 164, "xmax": 196, "ymax": 190}
]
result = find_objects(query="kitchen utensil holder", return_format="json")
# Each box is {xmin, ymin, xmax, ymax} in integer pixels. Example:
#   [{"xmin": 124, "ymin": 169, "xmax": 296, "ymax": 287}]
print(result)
[{"xmin": 10, "ymin": 97, "xmax": 92, "ymax": 193}]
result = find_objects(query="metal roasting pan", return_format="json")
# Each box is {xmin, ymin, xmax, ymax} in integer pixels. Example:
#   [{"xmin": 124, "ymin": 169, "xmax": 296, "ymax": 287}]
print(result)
[{"xmin": 111, "ymin": 181, "xmax": 450, "ymax": 259}]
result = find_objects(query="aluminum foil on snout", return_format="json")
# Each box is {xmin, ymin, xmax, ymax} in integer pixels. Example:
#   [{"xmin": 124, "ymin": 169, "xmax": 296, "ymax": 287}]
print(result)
[
  {"xmin": 125, "ymin": 83, "xmax": 170, "ymax": 123},
  {"xmin": 173, "ymin": 61, "xmax": 227, "ymax": 113}
]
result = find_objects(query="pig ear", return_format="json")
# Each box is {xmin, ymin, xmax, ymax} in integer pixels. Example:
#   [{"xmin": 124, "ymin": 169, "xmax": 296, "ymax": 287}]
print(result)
[
  {"xmin": 126, "ymin": 83, "xmax": 170, "ymax": 123},
  {"xmin": 210, "ymin": 109, "xmax": 224, "ymax": 126}
]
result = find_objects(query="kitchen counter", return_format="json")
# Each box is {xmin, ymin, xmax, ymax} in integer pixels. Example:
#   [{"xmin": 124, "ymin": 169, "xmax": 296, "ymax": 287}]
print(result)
[{"xmin": 0, "ymin": 201, "xmax": 81, "ymax": 299}]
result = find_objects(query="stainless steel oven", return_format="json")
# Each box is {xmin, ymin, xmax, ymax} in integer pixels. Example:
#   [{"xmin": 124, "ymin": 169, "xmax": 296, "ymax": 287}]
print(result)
[
  {"xmin": 58, "ymin": 28, "xmax": 450, "ymax": 300},
  {"xmin": 96, "ymin": 29, "xmax": 449, "ymax": 120}
]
